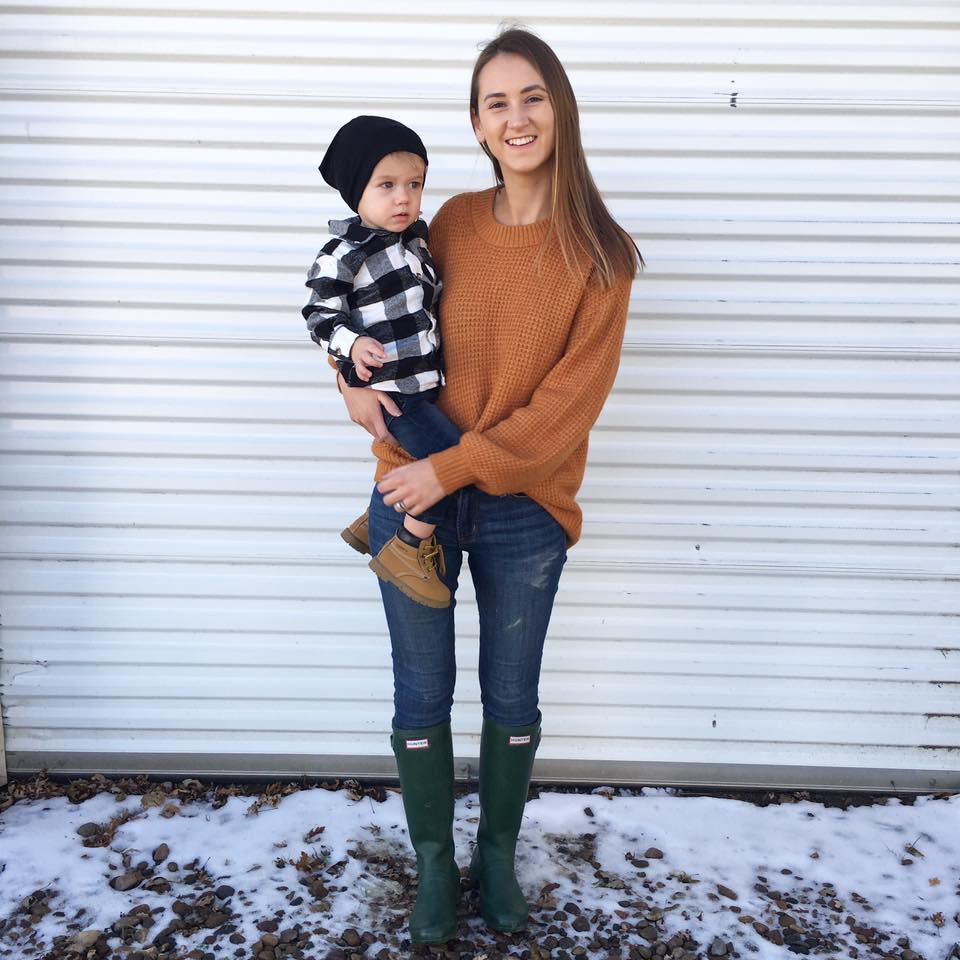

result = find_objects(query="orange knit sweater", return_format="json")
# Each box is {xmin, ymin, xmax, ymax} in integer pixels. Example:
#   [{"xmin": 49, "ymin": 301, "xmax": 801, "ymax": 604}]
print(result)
[{"xmin": 371, "ymin": 187, "xmax": 633, "ymax": 546}]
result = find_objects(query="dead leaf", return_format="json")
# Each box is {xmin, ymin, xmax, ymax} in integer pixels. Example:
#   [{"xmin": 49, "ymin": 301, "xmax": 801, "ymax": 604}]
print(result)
[{"xmin": 140, "ymin": 788, "xmax": 168, "ymax": 809}]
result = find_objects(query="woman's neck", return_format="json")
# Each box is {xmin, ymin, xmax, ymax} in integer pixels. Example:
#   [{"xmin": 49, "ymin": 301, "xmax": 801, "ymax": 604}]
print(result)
[{"xmin": 493, "ymin": 170, "xmax": 553, "ymax": 225}]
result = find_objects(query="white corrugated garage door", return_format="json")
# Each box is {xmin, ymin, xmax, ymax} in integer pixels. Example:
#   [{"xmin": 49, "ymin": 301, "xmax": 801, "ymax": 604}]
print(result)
[{"xmin": 1, "ymin": 1, "xmax": 958, "ymax": 790}]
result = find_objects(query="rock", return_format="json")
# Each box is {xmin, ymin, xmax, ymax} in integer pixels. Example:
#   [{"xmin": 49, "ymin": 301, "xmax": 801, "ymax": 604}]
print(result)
[
  {"xmin": 716, "ymin": 884, "xmax": 738, "ymax": 901},
  {"xmin": 204, "ymin": 911, "xmax": 231, "ymax": 928},
  {"xmin": 778, "ymin": 913, "xmax": 804, "ymax": 933},
  {"xmin": 902, "ymin": 953, "xmax": 921, "ymax": 960},
  {"xmin": 639, "ymin": 926, "xmax": 658, "ymax": 942},
  {"xmin": 152, "ymin": 843, "xmax": 169, "ymax": 864},
  {"xmin": 708, "ymin": 939, "xmax": 728, "ymax": 957},
  {"xmin": 644, "ymin": 847, "xmax": 664, "ymax": 859},
  {"xmin": 341, "ymin": 928, "xmax": 362, "ymax": 947},
  {"xmin": 76, "ymin": 823, "xmax": 101, "ymax": 838},
  {"xmin": 109, "ymin": 871, "xmax": 143, "ymax": 892},
  {"xmin": 572, "ymin": 916, "xmax": 590, "ymax": 932},
  {"xmin": 215, "ymin": 884, "xmax": 236, "ymax": 900},
  {"xmin": 142, "ymin": 877, "xmax": 171, "ymax": 894},
  {"xmin": 73, "ymin": 930, "xmax": 104, "ymax": 950},
  {"xmin": 564, "ymin": 901, "xmax": 581, "ymax": 915},
  {"xmin": 257, "ymin": 919, "xmax": 279, "ymax": 933},
  {"xmin": 261, "ymin": 933, "xmax": 280, "ymax": 947},
  {"xmin": 171, "ymin": 900, "xmax": 192, "ymax": 917}
]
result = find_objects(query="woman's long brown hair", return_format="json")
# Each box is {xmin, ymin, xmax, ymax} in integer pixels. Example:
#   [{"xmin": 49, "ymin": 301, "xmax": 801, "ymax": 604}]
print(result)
[{"xmin": 470, "ymin": 27, "xmax": 643, "ymax": 286}]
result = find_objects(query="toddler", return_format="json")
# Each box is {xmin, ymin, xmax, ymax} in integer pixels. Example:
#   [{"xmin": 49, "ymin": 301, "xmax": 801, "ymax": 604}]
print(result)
[{"xmin": 302, "ymin": 115, "xmax": 458, "ymax": 608}]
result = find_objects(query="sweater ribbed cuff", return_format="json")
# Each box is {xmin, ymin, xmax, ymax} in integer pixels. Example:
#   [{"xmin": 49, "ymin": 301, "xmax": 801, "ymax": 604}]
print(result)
[{"xmin": 429, "ymin": 444, "xmax": 477, "ymax": 495}]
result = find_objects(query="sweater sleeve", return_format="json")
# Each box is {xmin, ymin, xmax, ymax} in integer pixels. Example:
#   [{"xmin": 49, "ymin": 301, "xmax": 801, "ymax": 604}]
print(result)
[{"xmin": 429, "ymin": 271, "xmax": 632, "ymax": 495}]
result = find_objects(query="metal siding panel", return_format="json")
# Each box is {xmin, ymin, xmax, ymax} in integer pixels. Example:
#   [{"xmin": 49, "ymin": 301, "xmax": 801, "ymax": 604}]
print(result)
[{"xmin": 0, "ymin": 2, "xmax": 958, "ymax": 788}]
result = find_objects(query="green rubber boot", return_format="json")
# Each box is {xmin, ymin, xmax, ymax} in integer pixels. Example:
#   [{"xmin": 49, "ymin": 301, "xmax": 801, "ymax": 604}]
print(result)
[
  {"xmin": 391, "ymin": 721, "xmax": 461, "ymax": 945},
  {"xmin": 468, "ymin": 712, "xmax": 542, "ymax": 933}
]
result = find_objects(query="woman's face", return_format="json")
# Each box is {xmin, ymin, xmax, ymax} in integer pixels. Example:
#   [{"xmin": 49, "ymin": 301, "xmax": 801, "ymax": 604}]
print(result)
[{"xmin": 472, "ymin": 53, "xmax": 556, "ymax": 179}]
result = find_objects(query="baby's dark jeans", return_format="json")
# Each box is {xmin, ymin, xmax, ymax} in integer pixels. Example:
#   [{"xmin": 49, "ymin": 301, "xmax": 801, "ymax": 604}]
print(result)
[{"xmin": 381, "ymin": 386, "xmax": 460, "ymax": 528}]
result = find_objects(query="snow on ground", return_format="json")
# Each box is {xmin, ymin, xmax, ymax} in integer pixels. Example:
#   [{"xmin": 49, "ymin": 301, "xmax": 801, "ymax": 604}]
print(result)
[{"xmin": 0, "ymin": 776, "xmax": 958, "ymax": 960}]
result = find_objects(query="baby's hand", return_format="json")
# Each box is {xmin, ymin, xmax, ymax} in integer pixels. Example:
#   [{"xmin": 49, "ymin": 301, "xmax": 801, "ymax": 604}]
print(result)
[{"xmin": 351, "ymin": 336, "xmax": 386, "ymax": 382}]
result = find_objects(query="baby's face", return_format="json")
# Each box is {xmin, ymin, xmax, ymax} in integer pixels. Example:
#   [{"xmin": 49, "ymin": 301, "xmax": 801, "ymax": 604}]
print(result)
[{"xmin": 356, "ymin": 152, "xmax": 426, "ymax": 232}]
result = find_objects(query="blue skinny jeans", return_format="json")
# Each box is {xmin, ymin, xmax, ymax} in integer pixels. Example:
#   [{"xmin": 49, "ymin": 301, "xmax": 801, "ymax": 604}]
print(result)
[{"xmin": 368, "ymin": 483, "xmax": 568, "ymax": 729}]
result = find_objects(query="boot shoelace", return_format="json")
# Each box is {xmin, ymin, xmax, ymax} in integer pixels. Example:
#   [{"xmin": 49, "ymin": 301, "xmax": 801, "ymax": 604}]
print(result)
[{"xmin": 418, "ymin": 539, "xmax": 446, "ymax": 578}]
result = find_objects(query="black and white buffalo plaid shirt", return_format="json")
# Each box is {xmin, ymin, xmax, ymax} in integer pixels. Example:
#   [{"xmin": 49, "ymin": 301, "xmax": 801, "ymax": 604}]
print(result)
[{"xmin": 301, "ymin": 216, "xmax": 442, "ymax": 393}]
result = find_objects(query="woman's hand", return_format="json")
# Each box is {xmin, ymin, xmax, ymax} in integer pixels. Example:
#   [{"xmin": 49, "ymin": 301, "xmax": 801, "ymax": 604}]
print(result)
[
  {"xmin": 378, "ymin": 459, "xmax": 445, "ymax": 516},
  {"xmin": 339, "ymin": 373, "xmax": 401, "ymax": 444}
]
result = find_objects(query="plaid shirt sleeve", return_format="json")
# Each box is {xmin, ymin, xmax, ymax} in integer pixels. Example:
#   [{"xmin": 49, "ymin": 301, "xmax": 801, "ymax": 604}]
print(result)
[{"xmin": 301, "ymin": 238, "xmax": 361, "ymax": 366}]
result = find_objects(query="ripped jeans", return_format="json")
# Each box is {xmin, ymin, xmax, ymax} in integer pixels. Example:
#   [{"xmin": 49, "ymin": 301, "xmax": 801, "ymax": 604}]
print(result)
[{"xmin": 368, "ymin": 483, "xmax": 568, "ymax": 729}]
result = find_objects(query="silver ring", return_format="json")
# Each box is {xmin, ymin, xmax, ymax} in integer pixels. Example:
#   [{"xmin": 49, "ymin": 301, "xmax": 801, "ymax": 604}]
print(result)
[{"xmin": 394, "ymin": 500, "xmax": 406, "ymax": 513}]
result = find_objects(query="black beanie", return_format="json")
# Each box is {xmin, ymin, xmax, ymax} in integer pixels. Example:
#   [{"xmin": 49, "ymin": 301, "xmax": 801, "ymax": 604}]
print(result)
[{"xmin": 319, "ymin": 116, "xmax": 428, "ymax": 213}]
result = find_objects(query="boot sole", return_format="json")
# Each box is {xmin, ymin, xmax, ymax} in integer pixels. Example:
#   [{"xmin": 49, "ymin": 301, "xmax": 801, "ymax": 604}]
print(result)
[
  {"xmin": 411, "ymin": 927, "xmax": 457, "ymax": 946},
  {"xmin": 368, "ymin": 557, "xmax": 451, "ymax": 608},
  {"xmin": 341, "ymin": 528, "xmax": 371, "ymax": 555},
  {"xmin": 474, "ymin": 894, "xmax": 528, "ymax": 934},
  {"xmin": 482, "ymin": 913, "xmax": 528, "ymax": 933}
]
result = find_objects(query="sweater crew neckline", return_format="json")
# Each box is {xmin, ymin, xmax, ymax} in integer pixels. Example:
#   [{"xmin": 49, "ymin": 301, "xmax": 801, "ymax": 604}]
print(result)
[{"xmin": 471, "ymin": 186, "xmax": 551, "ymax": 248}]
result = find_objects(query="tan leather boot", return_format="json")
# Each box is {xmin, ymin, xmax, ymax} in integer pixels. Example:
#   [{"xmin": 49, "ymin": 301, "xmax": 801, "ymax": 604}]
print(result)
[
  {"xmin": 369, "ymin": 533, "xmax": 451, "ymax": 608},
  {"xmin": 341, "ymin": 510, "xmax": 371, "ymax": 555}
]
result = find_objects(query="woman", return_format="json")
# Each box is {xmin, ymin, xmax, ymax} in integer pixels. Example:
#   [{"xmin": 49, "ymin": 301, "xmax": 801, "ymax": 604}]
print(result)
[{"xmin": 338, "ymin": 28, "xmax": 641, "ymax": 945}]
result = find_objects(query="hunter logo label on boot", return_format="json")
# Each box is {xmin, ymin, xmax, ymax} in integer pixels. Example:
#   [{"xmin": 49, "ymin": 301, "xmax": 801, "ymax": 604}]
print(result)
[
  {"xmin": 405, "ymin": 738, "xmax": 430, "ymax": 750},
  {"xmin": 508, "ymin": 735, "xmax": 532, "ymax": 746}
]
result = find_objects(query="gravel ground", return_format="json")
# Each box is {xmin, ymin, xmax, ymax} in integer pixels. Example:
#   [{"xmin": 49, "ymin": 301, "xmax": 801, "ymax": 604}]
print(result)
[{"xmin": 1, "ymin": 773, "xmax": 957, "ymax": 960}]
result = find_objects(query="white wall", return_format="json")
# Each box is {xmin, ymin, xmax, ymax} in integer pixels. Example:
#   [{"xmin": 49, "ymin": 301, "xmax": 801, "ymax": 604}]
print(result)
[{"xmin": 1, "ymin": 1, "xmax": 958, "ymax": 790}]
